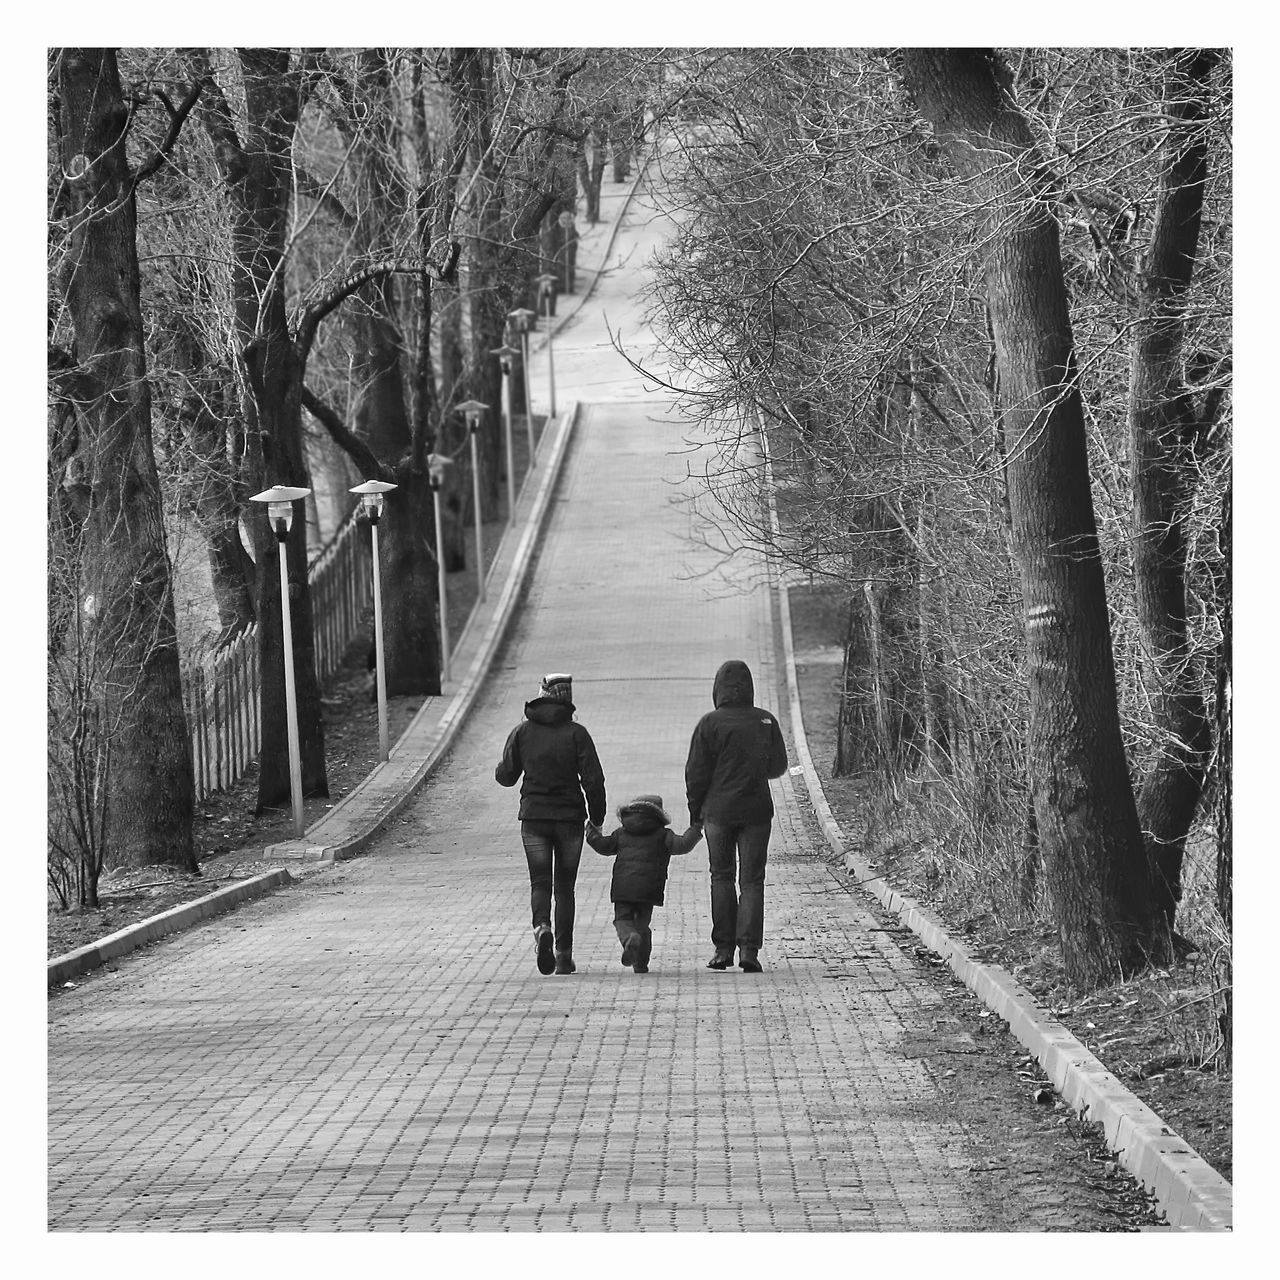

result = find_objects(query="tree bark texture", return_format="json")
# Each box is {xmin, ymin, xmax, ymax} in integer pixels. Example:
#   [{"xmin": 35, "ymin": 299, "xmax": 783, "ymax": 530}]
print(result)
[
  {"xmin": 53, "ymin": 48, "xmax": 196, "ymax": 870},
  {"xmin": 1128, "ymin": 48, "xmax": 1221, "ymax": 928},
  {"xmin": 901, "ymin": 48, "xmax": 1157, "ymax": 983},
  {"xmin": 195, "ymin": 48, "xmax": 328, "ymax": 810}
]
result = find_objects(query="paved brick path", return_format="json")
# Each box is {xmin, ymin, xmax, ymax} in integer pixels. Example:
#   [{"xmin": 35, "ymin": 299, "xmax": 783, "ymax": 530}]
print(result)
[{"xmin": 48, "ymin": 175, "xmax": 1102, "ymax": 1233}]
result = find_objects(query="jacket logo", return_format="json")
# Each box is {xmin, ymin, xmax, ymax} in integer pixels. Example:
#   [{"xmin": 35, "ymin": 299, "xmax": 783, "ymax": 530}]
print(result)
[{"xmin": 761, "ymin": 717, "xmax": 773, "ymax": 725}]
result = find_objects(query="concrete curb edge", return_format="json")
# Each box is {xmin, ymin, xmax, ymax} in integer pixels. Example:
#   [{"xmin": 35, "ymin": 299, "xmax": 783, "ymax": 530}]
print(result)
[
  {"xmin": 48, "ymin": 870, "xmax": 293, "ymax": 986},
  {"xmin": 761, "ymin": 436, "xmax": 1232, "ymax": 1232}
]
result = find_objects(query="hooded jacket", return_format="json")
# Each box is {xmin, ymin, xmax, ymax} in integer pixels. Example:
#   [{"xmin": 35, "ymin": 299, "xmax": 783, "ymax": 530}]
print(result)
[
  {"xmin": 495, "ymin": 696, "xmax": 607, "ymax": 825},
  {"xmin": 684, "ymin": 659, "xmax": 788, "ymax": 825},
  {"xmin": 586, "ymin": 797, "xmax": 702, "ymax": 905}
]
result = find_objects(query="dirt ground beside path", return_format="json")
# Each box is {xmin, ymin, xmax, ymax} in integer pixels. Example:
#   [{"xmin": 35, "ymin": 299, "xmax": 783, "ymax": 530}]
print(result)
[
  {"xmin": 786, "ymin": 584, "xmax": 1232, "ymax": 1188},
  {"xmin": 46, "ymin": 642, "xmax": 410, "ymax": 967}
]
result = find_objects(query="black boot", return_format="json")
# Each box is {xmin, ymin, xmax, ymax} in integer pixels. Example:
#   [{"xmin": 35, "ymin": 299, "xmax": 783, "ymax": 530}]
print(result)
[
  {"xmin": 534, "ymin": 924, "xmax": 555, "ymax": 975},
  {"xmin": 554, "ymin": 951, "xmax": 576, "ymax": 975}
]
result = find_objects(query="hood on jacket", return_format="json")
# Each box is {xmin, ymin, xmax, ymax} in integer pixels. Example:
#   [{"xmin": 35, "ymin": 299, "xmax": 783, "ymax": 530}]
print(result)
[
  {"xmin": 712, "ymin": 659, "xmax": 754, "ymax": 709},
  {"xmin": 618, "ymin": 794, "xmax": 669, "ymax": 831},
  {"xmin": 525, "ymin": 697, "xmax": 574, "ymax": 725}
]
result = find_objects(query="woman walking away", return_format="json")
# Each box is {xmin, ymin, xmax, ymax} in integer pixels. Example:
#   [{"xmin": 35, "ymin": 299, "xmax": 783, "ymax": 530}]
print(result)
[
  {"xmin": 587, "ymin": 794, "xmax": 702, "ymax": 973},
  {"xmin": 685, "ymin": 659, "xmax": 788, "ymax": 973},
  {"xmin": 496, "ymin": 673, "xmax": 606, "ymax": 975}
]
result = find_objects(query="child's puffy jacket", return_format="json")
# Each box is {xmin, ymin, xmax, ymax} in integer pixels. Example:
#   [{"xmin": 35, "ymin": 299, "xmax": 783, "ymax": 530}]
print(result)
[{"xmin": 587, "ymin": 798, "xmax": 702, "ymax": 905}]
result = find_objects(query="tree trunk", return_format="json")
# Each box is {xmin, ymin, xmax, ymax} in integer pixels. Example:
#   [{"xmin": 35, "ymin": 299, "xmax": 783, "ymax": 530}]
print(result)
[
  {"xmin": 1214, "ymin": 480, "xmax": 1231, "ymax": 934},
  {"xmin": 901, "ymin": 48, "xmax": 1158, "ymax": 985},
  {"xmin": 194, "ymin": 47, "xmax": 328, "ymax": 811},
  {"xmin": 53, "ymin": 49, "xmax": 196, "ymax": 871},
  {"xmin": 380, "ymin": 467, "xmax": 443, "ymax": 697},
  {"xmin": 343, "ymin": 50, "xmax": 444, "ymax": 696},
  {"xmin": 1128, "ymin": 48, "xmax": 1220, "ymax": 928}
]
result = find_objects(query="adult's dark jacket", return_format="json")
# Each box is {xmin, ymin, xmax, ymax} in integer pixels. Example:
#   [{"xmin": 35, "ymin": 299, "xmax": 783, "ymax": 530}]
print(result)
[
  {"xmin": 586, "ymin": 800, "xmax": 702, "ymax": 905},
  {"xmin": 495, "ymin": 696, "xmax": 606, "ymax": 825},
  {"xmin": 685, "ymin": 659, "xmax": 788, "ymax": 826}
]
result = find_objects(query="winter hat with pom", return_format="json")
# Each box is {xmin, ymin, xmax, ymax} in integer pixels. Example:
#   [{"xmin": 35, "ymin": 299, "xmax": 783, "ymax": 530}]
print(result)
[{"xmin": 539, "ymin": 672, "xmax": 574, "ymax": 704}]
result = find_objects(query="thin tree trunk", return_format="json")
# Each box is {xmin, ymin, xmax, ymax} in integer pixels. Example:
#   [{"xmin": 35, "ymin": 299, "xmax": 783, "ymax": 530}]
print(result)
[
  {"xmin": 1128, "ymin": 48, "xmax": 1221, "ymax": 928},
  {"xmin": 194, "ymin": 48, "xmax": 328, "ymax": 811},
  {"xmin": 901, "ymin": 48, "xmax": 1157, "ymax": 985}
]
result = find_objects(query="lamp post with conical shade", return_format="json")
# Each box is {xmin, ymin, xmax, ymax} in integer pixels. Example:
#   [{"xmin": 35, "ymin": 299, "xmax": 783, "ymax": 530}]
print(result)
[
  {"xmin": 349, "ymin": 479, "xmax": 397, "ymax": 761},
  {"xmin": 427, "ymin": 453, "xmax": 453, "ymax": 683},
  {"xmin": 456, "ymin": 399, "xmax": 489, "ymax": 601},
  {"xmin": 508, "ymin": 308, "xmax": 537, "ymax": 462},
  {"xmin": 491, "ymin": 344, "xmax": 520, "ymax": 525},
  {"xmin": 249, "ymin": 484, "xmax": 312, "ymax": 837},
  {"xmin": 535, "ymin": 272, "xmax": 558, "ymax": 418}
]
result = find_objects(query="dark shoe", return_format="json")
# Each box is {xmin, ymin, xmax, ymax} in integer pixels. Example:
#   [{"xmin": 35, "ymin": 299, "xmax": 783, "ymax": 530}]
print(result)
[
  {"xmin": 707, "ymin": 951, "xmax": 732, "ymax": 970},
  {"xmin": 554, "ymin": 951, "xmax": 576, "ymax": 975},
  {"xmin": 739, "ymin": 950, "xmax": 763, "ymax": 973},
  {"xmin": 633, "ymin": 962, "xmax": 649, "ymax": 974},
  {"xmin": 621, "ymin": 933, "xmax": 642, "ymax": 967},
  {"xmin": 534, "ymin": 924, "xmax": 555, "ymax": 975}
]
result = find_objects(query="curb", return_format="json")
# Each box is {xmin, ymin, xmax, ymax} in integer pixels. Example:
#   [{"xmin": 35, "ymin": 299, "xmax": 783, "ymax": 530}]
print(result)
[
  {"xmin": 759, "ymin": 434, "xmax": 1232, "ymax": 1232},
  {"xmin": 48, "ymin": 870, "xmax": 293, "ymax": 986}
]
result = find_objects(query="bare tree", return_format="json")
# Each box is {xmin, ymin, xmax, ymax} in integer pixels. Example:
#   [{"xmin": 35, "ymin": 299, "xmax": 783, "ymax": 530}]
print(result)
[{"xmin": 48, "ymin": 48, "xmax": 197, "ymax": 872}]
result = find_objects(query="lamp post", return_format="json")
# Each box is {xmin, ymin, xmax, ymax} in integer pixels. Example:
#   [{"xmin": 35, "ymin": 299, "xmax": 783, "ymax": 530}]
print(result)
[
  {"xmin": 427, "ymin": 453, "xmax": 452, "ymax": 684},
  {"xmin": 491, "ymin": 344, "xmax": 520, "ymax": 526},
  {"xmin": 349, "ymin": 479, "xmax": 398, "ymax": 762},
  {"xmin": 535, "ymin": 272, "xmax": 558, "ymax": 419},
  {"xmin": 249, "ymin": 484, "xmax": 312, "ymax": 838},
  {"xmin": 456, "ymin": 400, "xmax": 489, "ymax": 601},
  {"xmin": 557, "ymin": 209, "xmax": 575, "ymax": 293},
  {"xmin": 508, "ymin": 307, "xmax": 537, "ymax": 465}
]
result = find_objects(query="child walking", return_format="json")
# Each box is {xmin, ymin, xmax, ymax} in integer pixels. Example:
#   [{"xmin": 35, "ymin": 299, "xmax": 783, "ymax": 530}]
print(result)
[{"xmin": 586, "ymin": 795, "xmax": 702, "ymax": 973}]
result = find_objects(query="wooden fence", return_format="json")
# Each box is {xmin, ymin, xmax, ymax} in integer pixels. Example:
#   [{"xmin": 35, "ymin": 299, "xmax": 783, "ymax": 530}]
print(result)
[{"xmin": 185, "ymin": 508, "xmax": 373, "ymax": 802}]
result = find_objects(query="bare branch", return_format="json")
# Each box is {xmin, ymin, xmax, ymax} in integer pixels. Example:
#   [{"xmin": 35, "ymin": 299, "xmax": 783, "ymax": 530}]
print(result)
[{"xmin": 300, "ymin": 386, "xmax": 391, "ymax": 481}]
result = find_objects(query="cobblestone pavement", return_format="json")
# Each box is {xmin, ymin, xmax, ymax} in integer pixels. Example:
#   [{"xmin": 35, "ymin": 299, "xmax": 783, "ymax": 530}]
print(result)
[{"xmin": 48, "ymin": 176, "xmax": 1141, "ymax": 1234}]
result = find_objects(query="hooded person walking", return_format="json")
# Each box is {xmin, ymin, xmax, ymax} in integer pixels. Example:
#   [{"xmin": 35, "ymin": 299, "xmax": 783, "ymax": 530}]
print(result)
[
  {"xmin": 496, "ymin": 673, "xmax": 606, "ymax": 975},
  {"xmin": 685, "ymin": 659, "xmax": 788, "ymax": 972}
]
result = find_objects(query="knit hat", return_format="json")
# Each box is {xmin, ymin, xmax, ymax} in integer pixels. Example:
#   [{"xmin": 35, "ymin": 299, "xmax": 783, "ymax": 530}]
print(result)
[
  {"xmin": 620, "ymin": 794, "xmax": 669, "ymax": 824},
  {"xmin": 539, "ymin": 672, "xmax": 574, "ymax": 704}
]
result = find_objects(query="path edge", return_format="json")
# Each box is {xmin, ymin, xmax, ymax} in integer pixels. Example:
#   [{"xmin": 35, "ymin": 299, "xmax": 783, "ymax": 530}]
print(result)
[{"xmin": 760, "ymin": 434, "xmax": 1232, "ymax": 1233}]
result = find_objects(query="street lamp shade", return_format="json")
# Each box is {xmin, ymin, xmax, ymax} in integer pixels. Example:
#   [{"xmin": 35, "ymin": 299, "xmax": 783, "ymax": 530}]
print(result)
[
  {"xmin": 250, "ymin": 485, "xmax": 312, "ymax": 534},
  {"xmin": 456, "ymin": 399, "xmax": 488, "ymax": 431},
  {"xmin": 507, "ymin": 308, "xmax": 536, "ymax": 333},
  {"xmin": 427, "ymin": 452, "xmax": 453, "ymax": 489},
  {"xmin": 350, "ymin": 478, "xmax": 398, "ymax": 519},
  {"xmin": 491, "ymin": 344, "xmax": 520, "ymax": 371},
  {"xmin": 535, "ymin": 272, "xmax": 556, "ymax": 292}
]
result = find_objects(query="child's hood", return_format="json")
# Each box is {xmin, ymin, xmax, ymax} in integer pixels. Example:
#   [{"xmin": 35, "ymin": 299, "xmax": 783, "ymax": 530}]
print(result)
[{"xmin": 618, "ymin": 794, "xmax": 669, "ymax": 834}]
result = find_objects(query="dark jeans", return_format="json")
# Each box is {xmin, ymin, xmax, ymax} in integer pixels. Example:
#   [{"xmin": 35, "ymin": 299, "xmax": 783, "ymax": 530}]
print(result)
[
  {"xmin": 520, "ymin": 820, "xmax": 584, "ymax": 952},
  {"xmin": 613, "ymin": 902, "xmax": 655, "ymax": 965},
  {"xmin": 705, "ymin": 820, "xmax": 771, "ymax": 954}
]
